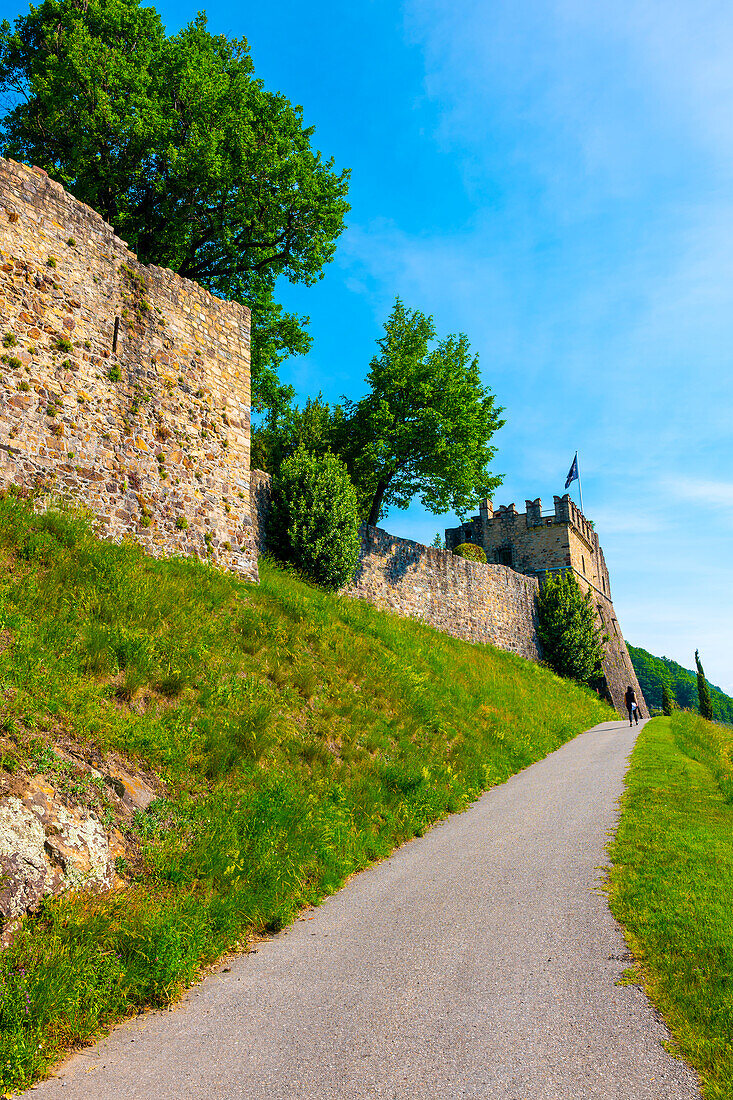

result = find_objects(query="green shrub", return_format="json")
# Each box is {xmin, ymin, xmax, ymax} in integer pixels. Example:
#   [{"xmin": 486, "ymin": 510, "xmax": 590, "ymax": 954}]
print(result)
[
  {"xmin": 55, "ymin": 337, "xmax": 73, "ymax": 352},
  {"xmin": 3, "ymin": 333, "xmax": 17, "ymax": 347},
  {"xmin": 108, "ymin": 365, "xmax": 122, "ymax": 383},
  {"xmin": 536, "ymin": 570, "xmax": 605, "ymax": 686},
  {"xmin": 267, "ymin": 446, "xmax": 361, "ymax": 590},
  {"xmin": 452, "ymin": 542, "xmax": 486, "ymax": 563},
  {"xmin": 175, "ymin": 516, "xmax": 188, "ymax": 530}
]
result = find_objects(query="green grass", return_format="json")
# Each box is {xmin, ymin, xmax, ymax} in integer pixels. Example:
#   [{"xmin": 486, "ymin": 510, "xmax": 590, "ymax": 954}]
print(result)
[
  {"xmin": 0, "ymin": 498, "xmax": 612, "ymax": 1091},
  {"xmin": 608, "ymin": 713, "xmax": 733, "ymax": 1098}
]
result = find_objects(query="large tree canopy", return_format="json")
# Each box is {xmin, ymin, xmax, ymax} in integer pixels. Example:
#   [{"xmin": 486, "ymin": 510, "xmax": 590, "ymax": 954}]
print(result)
[
  {"xmin": 338, "ymin": 298, "xmax": 505, "ymax": 527},
  {"xmin": 0, "ymin": 0, "xmax": 350, "ymax": 410}
]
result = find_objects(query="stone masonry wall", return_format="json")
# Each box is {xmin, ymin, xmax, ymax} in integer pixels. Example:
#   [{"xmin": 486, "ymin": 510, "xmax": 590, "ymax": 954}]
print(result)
[
  {"xmin": 250, "ymin": 469, "xmax": 539, "ymax": 659},
  {"xmin": 0, "ymin": 159, "xmax": 257, "ymax": 580},
  {"xmin": 249, "ymin": 470, "xmax": 643, "ymax": 714},
  {"xmin": 347, "ymin": 526, "xmax": 542, "ymax": 660}
]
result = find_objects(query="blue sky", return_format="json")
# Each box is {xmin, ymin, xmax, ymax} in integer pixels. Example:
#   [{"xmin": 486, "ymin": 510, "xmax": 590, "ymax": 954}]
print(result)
[
  {"xmin": 182, "ymin": 0, "xmax": 732, "ymax": 691},
  {"xmin": 7, "ymin": 0, "xmax": 730, "ymax": 691}
]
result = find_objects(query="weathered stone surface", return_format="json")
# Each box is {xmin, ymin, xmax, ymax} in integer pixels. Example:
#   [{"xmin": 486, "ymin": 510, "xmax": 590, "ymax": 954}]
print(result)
[
  {"xmin": 0, "ymin": 158, "xmax": 258, "ymax": 582},
  {"xmin": 348, "ymin": 526, "xmax": 542, "ymax": 661},
  {"xmin": 251, "ymin": 470, "xmax": 540, "ymax": 661},
  {"xmin": 104, "ymin": 761, "xmax": 155, "ymax": 811},
  {"xmin": 0, "ymin": 776, "xmax": 117, "ymax": 941}
]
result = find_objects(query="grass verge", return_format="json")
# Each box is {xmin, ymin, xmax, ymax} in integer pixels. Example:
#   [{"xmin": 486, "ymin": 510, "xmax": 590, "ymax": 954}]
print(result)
[
  {"xmin": 608, "ymin": 713, "xmax": 733, "ymax": 1099},
  {"xmin": 0, "ymin": 499, "xmax": 612, "ymax": 1091}
]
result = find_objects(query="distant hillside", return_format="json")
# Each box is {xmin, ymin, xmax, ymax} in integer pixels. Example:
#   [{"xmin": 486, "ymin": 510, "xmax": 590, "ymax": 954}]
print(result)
[{"xmin": 629, "ymin": 644, "xmax": 733, "ymax": 725}]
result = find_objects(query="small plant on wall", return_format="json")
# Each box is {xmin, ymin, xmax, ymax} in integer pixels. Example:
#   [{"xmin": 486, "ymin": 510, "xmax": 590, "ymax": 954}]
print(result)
[{"xmin": 452, "ymin": 542, "xmax": 486, "ymax": 563}]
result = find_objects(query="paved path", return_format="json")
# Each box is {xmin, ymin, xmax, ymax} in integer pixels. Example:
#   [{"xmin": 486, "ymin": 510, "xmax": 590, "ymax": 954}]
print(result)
[{"xmin": 33, "ymin": 719, "xmax": 701, "ymax": 1099}]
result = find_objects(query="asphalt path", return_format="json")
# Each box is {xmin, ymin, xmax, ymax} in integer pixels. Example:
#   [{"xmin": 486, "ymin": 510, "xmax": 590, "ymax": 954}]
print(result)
[{"xmin": 32, "ymin": 718, "xmax": 701, "ymax": 1099}]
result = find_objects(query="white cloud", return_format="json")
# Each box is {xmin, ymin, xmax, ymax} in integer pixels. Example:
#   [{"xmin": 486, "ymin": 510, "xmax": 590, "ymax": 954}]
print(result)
[{"xmin": 665, "ymin": 477, "xmax": 733, "ymax": 509}]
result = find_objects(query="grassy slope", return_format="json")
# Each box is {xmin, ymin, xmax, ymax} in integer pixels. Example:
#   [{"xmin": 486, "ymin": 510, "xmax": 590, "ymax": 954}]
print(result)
[
  {"xmin": 0, "ymin": 499, "xmax": 612, "ymax": 1091},
  {"xmin": 608, "ymin": 713, "xmax": 733, "ymax": 1099}
]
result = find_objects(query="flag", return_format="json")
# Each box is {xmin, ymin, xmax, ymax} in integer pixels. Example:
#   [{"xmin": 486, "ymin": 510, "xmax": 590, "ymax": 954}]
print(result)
[{"xmin": 565, "ymin": 453, "xmax": 579, "ymax": 489}]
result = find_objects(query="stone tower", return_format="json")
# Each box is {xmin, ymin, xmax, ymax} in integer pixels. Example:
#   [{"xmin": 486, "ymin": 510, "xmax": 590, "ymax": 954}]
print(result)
[{"xmin": 445, "ymin": 494, "xmax": 645, "ymax": 715}]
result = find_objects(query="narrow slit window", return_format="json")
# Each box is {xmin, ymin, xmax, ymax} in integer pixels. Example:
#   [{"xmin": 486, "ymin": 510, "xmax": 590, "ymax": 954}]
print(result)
[{"xmin": 112, "ymin": 316, "xmax": 120, "ymax": 355}]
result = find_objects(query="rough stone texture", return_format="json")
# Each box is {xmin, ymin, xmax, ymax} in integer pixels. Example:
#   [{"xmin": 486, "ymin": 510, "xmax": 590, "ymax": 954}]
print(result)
[
  {"xmin": 0, "ymin": 158, "xmax": 257, "ymax": 581},
  {"xmin": 347, "ymin": 525, "xmax": 542, "ymax": 661},
  {"xmin": 252, "ymin": 471, "xmax": 642, "ymax": 717},
  {"xmin": 104, "ymin": 761, "xmax": 156, "ymax": 811},
  {"xmin": 446, "ymin": 495, "xmax": 645, "ymax": 716},
  {"xmin": 0, "ymin": 775, "xmax": 120, "ymax": 941},
  {"xmin": 250, "ymin": 467, "xmax": 273, "ymax": 555}
]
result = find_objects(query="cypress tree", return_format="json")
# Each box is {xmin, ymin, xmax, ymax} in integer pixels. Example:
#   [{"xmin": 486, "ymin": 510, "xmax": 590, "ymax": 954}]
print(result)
[
  {"xmin": 661, "ymin": 679, "xmax": 675, "ymax": 716},
  {"xmin": 695, "ymin": 649, "xmax": 714, "ymax": 721}
]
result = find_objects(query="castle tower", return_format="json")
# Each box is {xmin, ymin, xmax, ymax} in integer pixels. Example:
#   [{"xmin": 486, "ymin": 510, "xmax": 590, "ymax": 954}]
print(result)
[{"xmin": 445, "ymin": 495, "xmax": 645, "ymax": 716}]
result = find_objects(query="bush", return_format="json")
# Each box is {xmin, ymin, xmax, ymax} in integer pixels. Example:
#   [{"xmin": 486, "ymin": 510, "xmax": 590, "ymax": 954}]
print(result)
[
  {"xmin": 266, "ymin": 446, "xmax": 361, "ymax": 590},
  {"xmin": 452, "ymin": 542, "xmax": 486, "ymax": 563},
  {"xmin": 536, "ymin": 570, "xmax": 606, "ymax": 686}
]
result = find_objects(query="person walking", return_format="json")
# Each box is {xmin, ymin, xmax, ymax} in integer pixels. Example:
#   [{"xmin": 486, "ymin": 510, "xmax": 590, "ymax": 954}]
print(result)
[{"xmin": 624, "ymin": 686, "xmax": 639, "ymax": 726}]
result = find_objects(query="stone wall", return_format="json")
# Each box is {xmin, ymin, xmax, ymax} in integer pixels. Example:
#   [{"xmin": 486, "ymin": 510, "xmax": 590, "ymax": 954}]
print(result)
[
  {"xmin": 0, "ymin": 159, "xmax": 257, "ymax": 580},
  {"xmin": 251, "ymin": 470, "xmax": 643, "ymax": 716},
  {"xmin": 347, "ymin": 526, "xmax": 542, "ymax": 660}
]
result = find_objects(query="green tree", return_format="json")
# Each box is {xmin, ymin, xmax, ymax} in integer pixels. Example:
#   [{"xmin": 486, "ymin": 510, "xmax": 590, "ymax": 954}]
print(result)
[
  {"xmin": 536, "ymin": 571, "xmax": 606, "ymax": 686},
  {"xmin": 0, "ymin": 0, "xmax": 350, "ymax": 411},
  {"xmin": 251, "ymin": 395, "xmax": 343, "ymax": 475},
  {"xmin": 266, "ymin": 446, "xmax": 360, "ymax": 591},
  {"xmin": 695, "ymin": 649, "xmax": 714, "ymax": 721},
  {"xmin": 338, "ymin": 298, "xmax": 504, "ymax": 527},
  {"xmin": 661, "ymin": 679, "xmax": 675, "ymax": 716}
]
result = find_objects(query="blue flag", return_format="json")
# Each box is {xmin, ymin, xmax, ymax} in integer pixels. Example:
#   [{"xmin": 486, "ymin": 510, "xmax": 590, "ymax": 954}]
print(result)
[{"xmin": 565, "ymin": 453, "xmax": 579, "ymax": 489}]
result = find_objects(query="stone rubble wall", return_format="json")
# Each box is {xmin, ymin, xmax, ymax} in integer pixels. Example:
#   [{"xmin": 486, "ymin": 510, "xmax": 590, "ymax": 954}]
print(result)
[
  {"xmin": 347, "ymin": 526, "xmax": 542, "ymax": 660},
  {"xmin": 251, "ymin": 470, "xmax": 641, "ymax": 715},
  {"xmin": 0, "ymin": 159, "xmax": 257, "ymax": 581}
]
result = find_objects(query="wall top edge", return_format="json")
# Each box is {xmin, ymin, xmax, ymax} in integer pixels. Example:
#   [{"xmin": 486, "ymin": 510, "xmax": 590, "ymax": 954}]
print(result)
[{"xmin": 0, "ymin": 157, "xmax": 250, "ymax": 321}]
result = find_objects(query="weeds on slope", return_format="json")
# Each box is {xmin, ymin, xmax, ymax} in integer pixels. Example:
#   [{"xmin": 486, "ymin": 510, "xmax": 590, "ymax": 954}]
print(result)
[
  {"xmin": 0, "ymin": 499, "xmax": 612, "ymax": 1090},
  {"xmin": 609, "ymin": 713, "xmax": 733, "ymax": 1099}
]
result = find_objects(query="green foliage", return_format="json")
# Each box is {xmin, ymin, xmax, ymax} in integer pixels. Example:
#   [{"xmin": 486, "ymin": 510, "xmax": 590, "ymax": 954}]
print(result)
[
  {"xmin": 251, "ymin": 395, "xmax": 342, "ymax": 474},
  {"xmin": 661, "ymin": 679, "xmax": 675, "ymax": 716},
  {"xmin": 695, "ymin": 649, "xmax": 715, "ymax": 722},
  {"xmin": 536, "ymin": 570, "xmax": 605, "ymax": 686},
  {"xmin": 0, "ymin": 0, "xmax": 350, "ymax": 414},
  {"xmin": 337, "ymin": 298, "xmax": 504, "ymax": 526},
  {"xmin": 628, "ymin": 643, "xmax": 733, "ymax": 725},
  {"xmin": 452, "ymin": 542, "xmax": 486, "ymax": 563},
  {"xmin": 108, "ymin": 365, "xmax": 122, "ymax": 383},
  {"xmin": 0, "ymin": 498, "xmax": 612, "ymax": 1090},
  {"xmin": 267, "ymin": 447, "xmax": 361, "ymax": 590},
  {"xmin": 609, "ymin": 713, "xmax": 733, "ymax": 1097}
]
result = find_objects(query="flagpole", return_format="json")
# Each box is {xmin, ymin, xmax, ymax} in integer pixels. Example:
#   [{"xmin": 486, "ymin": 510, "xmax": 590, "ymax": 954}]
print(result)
[{"xmin": 577, "ymin": 451, "xmax": 584, "ymax": 515}]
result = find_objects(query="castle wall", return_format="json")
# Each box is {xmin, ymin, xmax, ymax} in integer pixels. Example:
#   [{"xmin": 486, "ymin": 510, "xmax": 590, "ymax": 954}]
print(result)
[
  {"xmin": 0, "ymin": 159, "xmax": 257, "ymax": 580},
  {"xmin": 347, "ymin": 526, "xmax": 542, "ymax": 660},
  {"xmin": 250, "ymin": 471, "xmax": 642, "ymax": 715}
]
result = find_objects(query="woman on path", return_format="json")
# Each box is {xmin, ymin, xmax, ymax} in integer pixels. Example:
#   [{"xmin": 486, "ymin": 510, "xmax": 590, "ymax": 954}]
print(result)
[{"xmin": 624, "ymin": 686, "xmax": 639, "ymax": 726}]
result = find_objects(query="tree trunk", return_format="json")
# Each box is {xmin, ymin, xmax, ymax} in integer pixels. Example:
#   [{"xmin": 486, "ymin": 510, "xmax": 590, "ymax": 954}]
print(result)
[{"xmin": 367, "ymin": 477, "xmax": 390, "ymax": 528}]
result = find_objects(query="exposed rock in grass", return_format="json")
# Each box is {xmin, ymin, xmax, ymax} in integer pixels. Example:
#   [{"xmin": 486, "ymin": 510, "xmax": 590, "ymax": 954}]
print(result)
[{"xmin": 0, "ymin": 775, "xmax": 126, "ymax": 944}]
